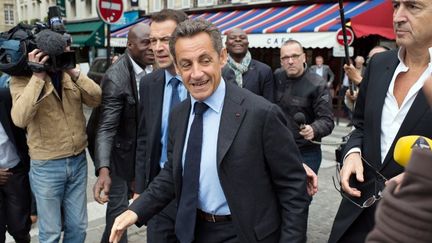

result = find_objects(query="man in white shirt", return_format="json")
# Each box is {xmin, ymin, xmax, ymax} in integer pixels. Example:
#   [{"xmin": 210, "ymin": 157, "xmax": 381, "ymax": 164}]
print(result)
[{"xmin": 329, "ymin": 1, "xmax": 432, "ymax": 242}]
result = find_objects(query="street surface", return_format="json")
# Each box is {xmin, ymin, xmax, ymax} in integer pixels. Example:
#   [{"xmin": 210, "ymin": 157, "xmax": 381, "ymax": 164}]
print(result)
[{"xmin": 7, "ymin": 107, "xmax": 351, "ymax": 243}]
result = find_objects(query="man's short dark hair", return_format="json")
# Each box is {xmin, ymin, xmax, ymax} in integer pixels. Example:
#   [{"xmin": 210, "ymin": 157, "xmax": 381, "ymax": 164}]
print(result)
[
  {"xmin": 169, "ymin": 19, "xmax": 223, "ymax": 63},
  {"xmin": 151, "ymin": 9, "xmax": 188, "ymax": 24},
  {"xmin": 281, "ymin": 39, "xmax": 304, "ymax": 51}
]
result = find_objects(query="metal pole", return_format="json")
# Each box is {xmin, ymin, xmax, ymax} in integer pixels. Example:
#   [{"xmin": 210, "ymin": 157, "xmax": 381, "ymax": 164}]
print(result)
[
  {"xmin": 106, "ymin": 23, "xmax": 111, "ymax": 69},
  {"xmin": 338, "ymin": 0, "xmax": 354, "ymax": 95}
]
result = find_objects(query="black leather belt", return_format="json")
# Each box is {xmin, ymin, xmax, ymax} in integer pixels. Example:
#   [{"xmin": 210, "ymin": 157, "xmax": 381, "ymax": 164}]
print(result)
[{"xmin": 197, "ymin": 209, "xmax": 232, "ymax": 223}]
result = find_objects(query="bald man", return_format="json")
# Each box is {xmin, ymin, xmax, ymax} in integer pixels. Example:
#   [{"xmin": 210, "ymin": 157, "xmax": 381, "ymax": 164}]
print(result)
[
  {"xmin": 222, "ymin": 28, "xmax": 275, "ymax": 102},
  {"xmin": 92, "ymin": 22, "xmax": 154, "ymax": 243}
]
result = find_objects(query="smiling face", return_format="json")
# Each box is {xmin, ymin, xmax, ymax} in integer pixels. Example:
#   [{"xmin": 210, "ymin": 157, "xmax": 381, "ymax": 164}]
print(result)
[
  {"xmin": 225, "ymin": 28, "xmax": 249, "ymax": 59},
  {"xmin": 175, "ymin": 32, "xmax": 227, "ymax": 101},
  {"xmin": 393, "ymin": 0, "xmax": 432, "ymax": 49},
  {"xmin": 150, "ymin": 19, "xmax": 177, "ymax": 70}
]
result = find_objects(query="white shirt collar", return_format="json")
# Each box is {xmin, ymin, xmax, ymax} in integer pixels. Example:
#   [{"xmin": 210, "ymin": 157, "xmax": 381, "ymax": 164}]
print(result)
[{"xmin": 128, "ymin": 54, "xmax": 145, "ymax": 76}]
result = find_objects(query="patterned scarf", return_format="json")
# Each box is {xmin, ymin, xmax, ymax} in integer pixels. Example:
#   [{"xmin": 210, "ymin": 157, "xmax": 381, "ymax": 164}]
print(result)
[{"xmin": 227, "ymin": 51, "xmax": 251, "ymax": 87}]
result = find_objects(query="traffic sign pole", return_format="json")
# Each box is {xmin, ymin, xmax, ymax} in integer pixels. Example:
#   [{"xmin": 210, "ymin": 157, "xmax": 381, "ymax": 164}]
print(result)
[
  {"xmin": 96, "ymin": 0, "xmax": 124, "ymax": 72},
  {"xmin": 337, "ymin": 0, "xmax": 355, "ymax": 96},
  {"xmin": 337, "ymin": 0, "xmax": 351, "ymax": 65}
]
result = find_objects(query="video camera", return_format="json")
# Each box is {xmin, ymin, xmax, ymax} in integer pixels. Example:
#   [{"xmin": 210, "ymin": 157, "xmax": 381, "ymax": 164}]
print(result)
[{"xmin": 0, "ymin": 6, "xmax": 76, "ymax": 76}]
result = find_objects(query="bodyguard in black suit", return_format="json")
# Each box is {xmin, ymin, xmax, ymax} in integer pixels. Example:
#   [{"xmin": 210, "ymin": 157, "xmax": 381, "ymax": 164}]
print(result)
[
  {"xmin": 222, "ymin": 28, "xmax": 274, "ymax": 102},
  {"xmin": 0, "ymin": 88, "xmax": 31, "ymax": 243},
  {"xmin": 134, "ymin": 9, "xmax": 188, "ymax": 243},
  {"xmin": 111, "ymin": 19, "xmax": 309, "ymax": 243},
  {"xmin": 329, "ymin": 1, "xmax": 432, "ymax": 241}
]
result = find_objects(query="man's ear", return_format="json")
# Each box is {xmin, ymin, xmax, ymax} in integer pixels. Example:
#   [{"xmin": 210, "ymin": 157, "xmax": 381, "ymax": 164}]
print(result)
[
  {"xmin": 220, "ymin": 48, "xmax": 228, "ymax": 66},
  {"xmin": 126, "ymin": 40, "xmax": 132, "ymax": 50}
]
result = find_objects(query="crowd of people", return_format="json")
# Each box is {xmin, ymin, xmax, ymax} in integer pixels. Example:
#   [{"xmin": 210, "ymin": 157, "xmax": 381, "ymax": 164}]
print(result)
[{"xmin": 1, "ymin": 0, "xmax": 432, "ymax": 242}]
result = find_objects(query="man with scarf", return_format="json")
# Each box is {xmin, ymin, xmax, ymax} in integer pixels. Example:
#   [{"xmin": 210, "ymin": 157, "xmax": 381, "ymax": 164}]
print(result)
[{"xmin": 222, "ymin": 28, "xmax": 274, "ymax": 102}]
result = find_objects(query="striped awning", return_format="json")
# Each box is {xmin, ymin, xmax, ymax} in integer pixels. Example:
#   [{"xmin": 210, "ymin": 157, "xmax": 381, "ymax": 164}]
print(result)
[
  {"xmin": 110, "ymin": 18, "xmax": 151, "ymax": 47},
  {"xmin": 189, "ymin": 0, "xmax": 390, "ymax": 48},
  {"xmin": 109, "ymin": 0, "xmax": 392, "ymax": 48},
  {"xmin": 190, "ymin": 0, "xmax": 386, "ymax": 34}
]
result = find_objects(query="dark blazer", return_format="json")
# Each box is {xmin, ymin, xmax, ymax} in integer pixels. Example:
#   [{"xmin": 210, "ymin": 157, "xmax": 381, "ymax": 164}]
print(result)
[
  {"xmin": 93, "ymin": 53, "xmax": 140, "ymax": 180},
  {"xmin": 329, "ymin": 50, "xmax": 432, "ymax": 242},
  {"xmin": 309, "ymin": 64, "xmax": 335, "ymax": 85},
  {"xmin": 0, "ymin": 88, "xmax": 29, "ymax": 169},
  {"xmin": 222, "ymin": 59, "xmax": 274, "ymax": 102},
  {"xmin": 130, "ymin": 82, "xmax": 310, "ymax": 243},
  {"xmin": 135, "ymin": 69, "xmax": 166, "ymax": 193}
]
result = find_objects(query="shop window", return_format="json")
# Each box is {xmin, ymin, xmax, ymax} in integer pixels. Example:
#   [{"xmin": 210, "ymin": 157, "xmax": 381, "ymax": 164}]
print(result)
[
  {"xmin": 153, "ymin": 0, "xmax": 162, "ymax": 11},
  {"xmin": 182, "ymin": 0, "xmax": 190, "ymax": 8},
  {"xmin": 4, "ymin": 4, "xmax": 14, "ymax": 25},
  {"xmin": 197, "ymin": 0, "xmax": 213, "ymax": 7},
  {"xmin": 167, "ymin": 0, "xmax": 174, "ymax": 8}
]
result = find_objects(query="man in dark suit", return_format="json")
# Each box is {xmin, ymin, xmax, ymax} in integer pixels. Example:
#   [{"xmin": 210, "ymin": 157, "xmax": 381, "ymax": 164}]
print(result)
[
  {"xmin": 110, "ymin": 18, "xmax": 310, "ymax": 243},
  {"xmin": 134, "ymin": 9, "xmax": 188, "ymax": 243},
  {"xmin": 92, "ymin": 22, "xmax": 154, "ymax": 243},
  {"xmin": 329, "ymin": 1, "xmax": 432, "ymax": 242},
  {"xmin": 222, "ymin": 28, "xmax": 274, "ymax": 102},
  {"xmin": 0, "ymin": 88, "xmax": 31, "ymax": 243},
  {"xmin": 309, "ymin": 55, "xmax": 335, "ymax": 89}
]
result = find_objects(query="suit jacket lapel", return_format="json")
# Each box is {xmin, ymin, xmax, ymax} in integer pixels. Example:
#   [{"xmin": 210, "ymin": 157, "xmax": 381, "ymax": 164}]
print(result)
[
  {"xmin": 150, "ymin": 70, "xmax": 165, "ymax": 131},
  {"xmin": 217, "ymin": 83, "xmax": 246, "ymax": 166},
  {"xmin": 174, "ymin": 100, "xmax": 192, "ymax": 196},
  {"xmin": 369, "ymin": 53, "xmax": 399, "ymax": 166},
  {"xmin": 0, "ymin": 100, "xmax": 15, "ymax": 145},
  {"xmin": 243, "ymin": 60, "xmax": 255, "ymax": 88}
]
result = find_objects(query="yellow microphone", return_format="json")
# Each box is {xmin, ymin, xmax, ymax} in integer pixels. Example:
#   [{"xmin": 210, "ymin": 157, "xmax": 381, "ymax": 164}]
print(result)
[{"xmin": 393, "ymin": 135, "xmax": 432, "ymax": 167}]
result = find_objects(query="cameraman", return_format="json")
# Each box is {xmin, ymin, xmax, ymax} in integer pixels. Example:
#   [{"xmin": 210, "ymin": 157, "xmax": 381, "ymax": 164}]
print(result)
[{"xmin": 9, "ymin": 43, "xmax": 101, "ymax": 242}]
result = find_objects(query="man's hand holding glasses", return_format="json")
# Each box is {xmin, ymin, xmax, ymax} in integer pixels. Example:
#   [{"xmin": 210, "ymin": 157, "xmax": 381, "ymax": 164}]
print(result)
[
  {"xmin": 340, "ymin": 152, "xmax": 364, "ymax": 197},
  {"xmin": 333, "ymin": 153, "xmax": 388, "ymax": 208}
]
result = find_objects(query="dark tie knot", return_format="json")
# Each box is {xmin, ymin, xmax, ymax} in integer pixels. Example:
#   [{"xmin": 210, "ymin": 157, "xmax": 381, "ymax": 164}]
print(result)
[
  {"xmin": 194, "ymin": 102, "xmax": 209, "ymax": 116},
  {"xmin": 170, "ymin": 77, "xmax": 180, "ymax": 88}
]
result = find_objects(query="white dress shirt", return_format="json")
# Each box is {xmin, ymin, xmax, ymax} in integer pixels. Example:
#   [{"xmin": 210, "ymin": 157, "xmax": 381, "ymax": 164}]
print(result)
[
  {"xmin": 346, "ymin": 47, "xmax": 432, "ymax": 163},
  {"xmin": 129, "ymin": 55, "xmax": 153, "ymax": 99}
]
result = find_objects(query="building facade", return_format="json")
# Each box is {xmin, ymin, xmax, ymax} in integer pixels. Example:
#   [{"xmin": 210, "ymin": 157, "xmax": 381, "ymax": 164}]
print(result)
[{"xmin": 0, "ymin": 0, "xmax": 17, "ymax": 32}]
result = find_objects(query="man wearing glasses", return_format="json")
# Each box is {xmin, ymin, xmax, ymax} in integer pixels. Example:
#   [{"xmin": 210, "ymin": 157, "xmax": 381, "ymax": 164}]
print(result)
[
  {"xmin": 274, "ymin": 39, "xmax": 334, "ymax": 175},
  {"xmin": 134, "ymin": 9, "xmax": 188, "ymax": 243},
  {"xmin": 329, "ymin": 0, "xmax": 432, "ymax": 242},
  {"xmin": 92, "ymin": 22, "xmax": 154, "ymax": 243}
]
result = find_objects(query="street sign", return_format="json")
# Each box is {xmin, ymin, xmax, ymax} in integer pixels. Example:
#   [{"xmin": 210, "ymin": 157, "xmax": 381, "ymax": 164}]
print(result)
[
  {"xmin": 336, "ymin": 28, "xmax": 354, "ymax": 46},
  {"xmin": 333, "ymin": 44, "xmax": 354, "ymax": 57},
  {"xmin": 97, "ymin": 0, "xmax": 124, "ymax": 24}
]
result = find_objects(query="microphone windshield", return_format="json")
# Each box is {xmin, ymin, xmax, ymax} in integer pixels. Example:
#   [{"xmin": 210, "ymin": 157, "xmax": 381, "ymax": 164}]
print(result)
[
  {"xmin": 294, "ymin": 112, "xmax": 306, "ymax": 125},
  {"xmin": 394, "ymin": 135, "xmax": 432, "ymax": 167},
  {"xmin": 35, "ymin": 29, "xmax": 66, "ymax": 56}
]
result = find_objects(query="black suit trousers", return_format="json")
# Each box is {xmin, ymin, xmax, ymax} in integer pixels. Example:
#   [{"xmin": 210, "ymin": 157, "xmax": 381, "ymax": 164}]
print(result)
[
  {"xmin": 147, "ymin": 200, "xmax": 178, "ymax": 243},
  {"xmin": 0, "ymin": 163, "xmax": 31, "ymax": 243},
  {"xmin": 337, "ymin": 205, "xmax": 376, "ymax": 243},
  {"xmin": 194, "ymin": 219, "xmax": 239, "ymax": 243}
]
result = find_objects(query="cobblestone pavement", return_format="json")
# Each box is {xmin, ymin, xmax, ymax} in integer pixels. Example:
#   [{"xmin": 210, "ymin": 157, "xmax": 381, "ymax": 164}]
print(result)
[{"xmin": 8, "ymin": 109, "xmax": 351, "ymax": 243}]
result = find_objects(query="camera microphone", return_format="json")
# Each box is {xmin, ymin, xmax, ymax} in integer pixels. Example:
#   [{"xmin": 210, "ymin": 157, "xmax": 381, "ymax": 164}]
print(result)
[
  {"xmin": 48, "ymin": 6, "xmax": 66, "ymax": 33},
  {"xmin": 294, "ymin": 112, "xmax": 306, "ymax": 130},
  {"xmin": 35, "ymin": 29, "xmax": 66, "ymax": 56},
  {"xmin": 394, "ymin": 136, "xmax": 432, "ymax": 167}
]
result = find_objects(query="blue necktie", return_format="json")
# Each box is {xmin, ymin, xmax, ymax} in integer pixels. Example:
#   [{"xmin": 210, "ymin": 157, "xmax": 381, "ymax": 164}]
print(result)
[
  {"xmin": 175, "ymin": 102, "xmax": 209, "ymax": 243},
  {"xmin": 170, "ymin": 77, "xmax": 181, "ymax": 110}
]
